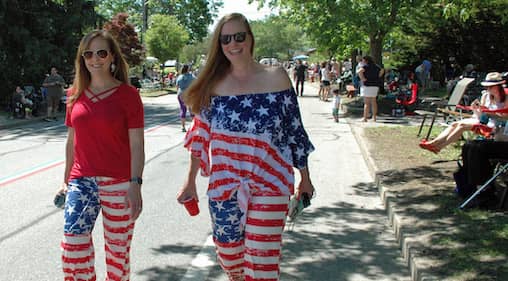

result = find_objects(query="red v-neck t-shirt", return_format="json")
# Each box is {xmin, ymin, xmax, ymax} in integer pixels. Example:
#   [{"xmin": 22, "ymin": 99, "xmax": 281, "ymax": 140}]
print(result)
[{"xmin": 65, "ymin": 83, "xmax": 144, "ymax": 180}]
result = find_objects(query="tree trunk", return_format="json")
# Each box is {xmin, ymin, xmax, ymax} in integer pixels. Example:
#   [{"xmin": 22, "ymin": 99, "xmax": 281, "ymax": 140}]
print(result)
[
  {"xmin": 142, "ymin": 0, "xmax": 148, "ymax": 33},
  {"xmin": 369, "ymin": 33, "xmax": 384, "ymax": 65}
]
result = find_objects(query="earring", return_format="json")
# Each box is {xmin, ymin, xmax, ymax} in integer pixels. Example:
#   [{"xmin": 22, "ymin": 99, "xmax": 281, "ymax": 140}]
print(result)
[{"xmin": 110, "ymin": 63, "xmax": 116, "ymax": 73}]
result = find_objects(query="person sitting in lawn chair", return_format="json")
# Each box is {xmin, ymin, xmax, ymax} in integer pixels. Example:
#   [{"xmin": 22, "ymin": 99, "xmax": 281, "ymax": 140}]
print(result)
[
  {"xmin": 461, "ymin": 103, "xmax": 508, "ymax": 209},
  {"xmin": 419, "ymin": 72, "xmax": 507, "ymax": 154},
  {"xmin": 11, "ymin": 85, "xmax": 34, "ymax": 119}
]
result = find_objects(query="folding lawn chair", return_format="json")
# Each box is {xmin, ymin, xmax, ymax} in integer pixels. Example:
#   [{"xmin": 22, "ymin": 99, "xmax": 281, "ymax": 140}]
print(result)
[
  {"xmin": 415, "ymin": 77, "xmax": 475, "ymax": 140},
  {"xmin": 459, "ymin": 161, "xmax": 508, "ymax": 209}
]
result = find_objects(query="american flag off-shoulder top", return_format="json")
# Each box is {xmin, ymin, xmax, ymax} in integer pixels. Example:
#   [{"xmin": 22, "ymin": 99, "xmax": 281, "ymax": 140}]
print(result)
[{"xmin": 184, "ymin": 88, "xmax": 315, "ymax": 205}]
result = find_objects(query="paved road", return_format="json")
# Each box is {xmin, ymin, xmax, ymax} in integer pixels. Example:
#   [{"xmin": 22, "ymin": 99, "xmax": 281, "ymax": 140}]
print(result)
[{"xmin": 0, "ymin": 83, "xmax": 410, "ymax": 281}]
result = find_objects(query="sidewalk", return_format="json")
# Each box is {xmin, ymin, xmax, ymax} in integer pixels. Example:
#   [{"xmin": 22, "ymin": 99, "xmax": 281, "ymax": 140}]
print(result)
[
  {"xmin": 283, "ymin": 82, "xmax": 411, "ymax": 280},
  {"xmin": 0, "ymin": 112, "xmax": 68, "ymax": 130},
  {"xmin": 305, "ymin": 81, "xmax": 437, "ymax": 281}
]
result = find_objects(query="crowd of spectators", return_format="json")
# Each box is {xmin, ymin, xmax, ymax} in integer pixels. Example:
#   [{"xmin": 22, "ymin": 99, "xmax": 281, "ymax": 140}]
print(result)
[
  {"xmin": 418, "ymin": 71, "xmax": 508, "ymax": 209},
  {"xmin": 7, "ymin": 67, "xmax": 67, "ymax": 120},
  {"xmin": 282, "ymin": 54, "xmax": 507, "ymax": 209}
]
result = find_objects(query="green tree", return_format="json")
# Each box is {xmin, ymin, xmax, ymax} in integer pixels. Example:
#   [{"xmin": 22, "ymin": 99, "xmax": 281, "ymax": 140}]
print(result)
[
  {"xmin": 251, "ymin": 16, "xmax": 309, "ymax": 61},
  {"xmin": 440, "ymin": 0, "xmax": 508, "ymax": 23},
  {"xmin": 150, "ymin": 0, "xmax": 223, "ymax": 42},
  {"xmin": 145, "ymin": 14, "xmax": 189, "ymax": 62},
  {"xmin": 255, "ymin": 0, "xmax": 429, "ymax": 64},
  {"xmin": 95, "ymin": 0, "xmax": 142, "ymax": 24},
  {"xmin": 96, "ymin": 0, "xmax": 223, "ymax": 43},
  {"xmin": 179, "ymin": 37, "xmax": 210, "ymax": 65},
  {"xmin": 0, "ymin": 0, "xmax": 95, "ymax": 105},
  {"xmin": 422, "ymin": 8, "xmax": 508, "ymax": 72},
  {"xmin": 386, "ymin": 0, "xmax": 508, "ymax": 74}
]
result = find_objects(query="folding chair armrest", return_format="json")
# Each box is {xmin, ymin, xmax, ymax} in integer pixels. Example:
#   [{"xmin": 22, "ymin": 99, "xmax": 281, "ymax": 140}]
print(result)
[
  {"xmin": 430, "ymin": 101, "xmax": 446, "ymax": 107},
  {"xmin": 420, "ymin": 97, "xmax": 442, "ymax": 104},
  {"xmin": 437, "ymin": 108, "xmax": 473, "ymax": 118}
]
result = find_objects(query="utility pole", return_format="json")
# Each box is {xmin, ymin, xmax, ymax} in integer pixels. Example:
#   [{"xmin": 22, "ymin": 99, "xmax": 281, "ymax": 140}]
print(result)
[{"xmin": 141, "ymin": 0, "xmax": 148, "ymax": 43}]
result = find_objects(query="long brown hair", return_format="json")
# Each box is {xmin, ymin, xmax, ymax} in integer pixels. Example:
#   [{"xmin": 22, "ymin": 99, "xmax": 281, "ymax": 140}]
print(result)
[
  {"xmin": 184, "ymin": 13, "xmax": 254, "ymax": 114},
  {"xmin": 489, "ymin": 84, "xmax": 505, "ymax": 103},
  {"xmin": 180, "ymin": 64, "xmax": 190, "ymax": 75},
  {"xmin": 67, "ymin": 30, "xmax": 129, "ymax": 106}
]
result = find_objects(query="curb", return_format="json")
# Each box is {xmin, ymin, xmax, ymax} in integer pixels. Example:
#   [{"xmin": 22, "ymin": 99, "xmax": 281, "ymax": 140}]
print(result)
[
  {"xmin": 0, "ymin": 117, "xmax": 42, "ymax": 130},
  {"xmin": 348, "ymin": 120, "xmax": 440, "ymax": 281},
  {"xmin": 0, "ymin": 113, "xmax": 66, "ymax": 130}
]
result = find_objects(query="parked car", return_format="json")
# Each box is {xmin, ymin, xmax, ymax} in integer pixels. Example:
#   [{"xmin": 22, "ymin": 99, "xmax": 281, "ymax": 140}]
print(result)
[{"xmin": 259, "ymin": 58, "xmax": 279, "ymax": 66}]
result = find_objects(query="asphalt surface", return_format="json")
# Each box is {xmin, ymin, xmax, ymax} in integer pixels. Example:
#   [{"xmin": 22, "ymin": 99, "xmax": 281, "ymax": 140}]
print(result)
[{"xmin": 0, "ymin": 82, "xmax": 412, "ymax": 281}]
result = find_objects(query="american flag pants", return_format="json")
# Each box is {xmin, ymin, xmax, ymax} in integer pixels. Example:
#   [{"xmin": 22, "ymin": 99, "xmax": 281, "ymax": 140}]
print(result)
[
  {"xmin": 209, "ymin": 191, "xmax": 290, "ymax": 281},
  {"xmin": 61, "ymin": 177, "xmax": 134, "ymax": 281}
]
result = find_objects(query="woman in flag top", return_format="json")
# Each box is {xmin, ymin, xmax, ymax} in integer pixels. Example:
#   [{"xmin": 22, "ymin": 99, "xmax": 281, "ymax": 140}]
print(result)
[{"xmin": 177, "ymin": 13, "xmax": 315, "ymax": 281}]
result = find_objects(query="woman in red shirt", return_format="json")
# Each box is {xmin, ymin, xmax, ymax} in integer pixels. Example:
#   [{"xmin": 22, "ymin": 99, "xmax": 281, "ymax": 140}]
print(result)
[{"xmin": 57, "ymin": 30, "xmax": 145, "ymax": 281}]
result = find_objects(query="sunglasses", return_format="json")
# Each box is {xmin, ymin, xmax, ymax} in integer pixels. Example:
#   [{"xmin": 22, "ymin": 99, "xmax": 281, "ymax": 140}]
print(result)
[
  {"xmin": 219, "ymin": 32, "xmax": 247, "ymax": 45},
  {"xmin": 82, "ymin": 49, "xmax": 109, "ymax": 59}
]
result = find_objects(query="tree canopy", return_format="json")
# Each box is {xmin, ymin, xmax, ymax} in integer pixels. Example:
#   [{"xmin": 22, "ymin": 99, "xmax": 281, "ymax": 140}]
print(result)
[
  {"xmin": 0, "ymin": 0, "xmax": 96, "ymax": 104},
  {"xmin": 95, "ymin": 0, "xmax": 223, "ymax": 43},
  {"xmin": 145, "ymin": 14, "xmax": 189, "ymax": 62},
  {"xmin": 254, "ymin": 0, "xmax": 428, "ymax": 65},
  {"xmin": 441, "ymin": 0, "xmax": 508, "ymax": 23},
  {"xmin": 2, "ymin": 0, "xmax": 507, "ymax": 107},
  {"xmin": 251, "ymin": 0, "xmax": 508, "ymax": 76},
  {"xmin": 251, "ymin": 16, "xmax": 309, "ymax": 61},
  {"xmin": 155, "ymin": 0, "xmax": 222, "ymax": 43}
]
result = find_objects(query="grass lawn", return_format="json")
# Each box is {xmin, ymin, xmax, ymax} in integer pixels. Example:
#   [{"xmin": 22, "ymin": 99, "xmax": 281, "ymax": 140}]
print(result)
[
  {"xmin": 139, "ymin": 87, "xmax": 176, "ymax": 97},
  {"xmin": 422, "ymin": 86, "xmax": 449, "ymax": 98},
  {"xmin": 363, "ymin": 124, "xmax": 508, "ymax": 280}
]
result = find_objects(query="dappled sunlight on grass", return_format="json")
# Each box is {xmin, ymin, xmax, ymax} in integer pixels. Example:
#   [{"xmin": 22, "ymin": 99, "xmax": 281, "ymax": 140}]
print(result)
[{"xmin": 363, "ymin": 125, "xmax": 508, "ymax": 280}]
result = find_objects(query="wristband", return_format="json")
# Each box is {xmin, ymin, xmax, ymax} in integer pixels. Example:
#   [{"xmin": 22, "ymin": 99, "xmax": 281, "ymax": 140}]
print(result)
[{"xmin": 130, "ymin": 177, "xmax": 143, "ymax": 185}]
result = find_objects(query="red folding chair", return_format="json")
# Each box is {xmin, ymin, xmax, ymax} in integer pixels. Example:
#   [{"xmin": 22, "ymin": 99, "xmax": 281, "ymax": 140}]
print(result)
[{"xmin": 395, "ymin": 83, "xmax": 419, "ymax": 115}]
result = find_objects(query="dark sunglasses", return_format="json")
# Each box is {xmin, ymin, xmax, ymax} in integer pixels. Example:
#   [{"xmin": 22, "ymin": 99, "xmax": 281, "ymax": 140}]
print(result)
[
  {"xmin": 82, "ymin": 49, "xmax": 109, "ymax": 59},
  {"xmin": 219, "ymin": 32, "xmax": 247, "ymax": 45}
]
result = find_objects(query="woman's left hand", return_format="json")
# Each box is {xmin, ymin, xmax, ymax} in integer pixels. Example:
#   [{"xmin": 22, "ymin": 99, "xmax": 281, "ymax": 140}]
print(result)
[
  {"xmin": 126, "ymin": 183, "xmax": 143, "ymax": 220},
  {"xmin": 297, "ymin": 179, "xmax": 314, "ymax": 199}
]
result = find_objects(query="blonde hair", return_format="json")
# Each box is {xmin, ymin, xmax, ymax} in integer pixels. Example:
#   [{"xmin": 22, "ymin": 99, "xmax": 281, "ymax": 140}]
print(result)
[
  {"xmin": 67, "ymin": 30, "xmax": 129, "ymax": 106},
  {"xmin": 184, "ymin": 13, "xmax": 254, "ymax": 114}
]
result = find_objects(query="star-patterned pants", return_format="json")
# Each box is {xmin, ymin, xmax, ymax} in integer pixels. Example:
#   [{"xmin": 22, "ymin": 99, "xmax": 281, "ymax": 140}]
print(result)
[
  {"xmin": 61, "ymin": 177, "xmax": 134, "ymax": 281},
  {"xmin": 210, "ymin": 191, "xmax": 290, "ymax": 281}
]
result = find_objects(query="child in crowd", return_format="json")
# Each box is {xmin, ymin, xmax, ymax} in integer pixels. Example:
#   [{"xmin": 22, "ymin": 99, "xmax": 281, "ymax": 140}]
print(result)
[{"xmin": 332, "ymin": 87, "xmax": 341, "ymax": 122}]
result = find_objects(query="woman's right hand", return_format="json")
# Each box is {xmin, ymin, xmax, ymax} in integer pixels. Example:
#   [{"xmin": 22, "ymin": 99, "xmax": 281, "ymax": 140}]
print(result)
[
  {"xmin": 57, "ymin": 182, "xmax": 68, "ymax": 194},
  {"xmin": 471, "ymin": 99, "xmax": 481, "ymax": 109},
  {"xmin": 53, "ymin": 182, "xmax": 68, "ymax": 209},
  {"xmin": 177, "ymin": 180, "xmax": 198, "ymax": 204}
]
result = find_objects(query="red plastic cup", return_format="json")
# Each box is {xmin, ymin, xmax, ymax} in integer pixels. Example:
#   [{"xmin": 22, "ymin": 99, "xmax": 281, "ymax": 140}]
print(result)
[{"xmin": 183, "ymin": 198, "xmax": 199, "ymax": 216}]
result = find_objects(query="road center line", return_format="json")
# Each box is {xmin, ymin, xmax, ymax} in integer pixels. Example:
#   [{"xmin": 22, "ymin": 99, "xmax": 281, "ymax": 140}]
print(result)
[
  {"xmin": 0, "ymin": 159, "xmax": 64, "ymax": 187},
  {"xmin": 0, "ymin": 123, "xmax": 170, "ymax": 187}
]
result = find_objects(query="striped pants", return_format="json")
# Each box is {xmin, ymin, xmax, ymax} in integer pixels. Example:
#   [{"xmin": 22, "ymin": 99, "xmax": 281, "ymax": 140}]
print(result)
[
  {"xmin": 209, "ymin": 191, "xmax": 289, "ymax": 281},
  {"xmin": 61, "ymin": 177, "xmax": 135, "ymax": 281}
]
